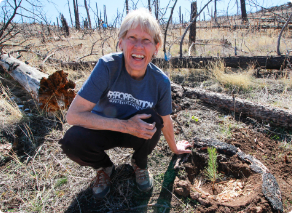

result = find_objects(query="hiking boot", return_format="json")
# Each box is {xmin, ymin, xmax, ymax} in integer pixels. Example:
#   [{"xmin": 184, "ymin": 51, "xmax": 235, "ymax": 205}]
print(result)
[
  {"xmin": 92, "ymin": 165, "xmax": 114, "ymax": 199},
  {"xmin": 131, "ymin": 159, "xmax": 153, "ymax": 192}
]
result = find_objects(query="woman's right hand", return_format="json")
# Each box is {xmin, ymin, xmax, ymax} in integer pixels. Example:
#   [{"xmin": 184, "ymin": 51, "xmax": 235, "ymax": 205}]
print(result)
[{"xmin": 125, "ymin": 114, "xmax": 157, "ymax": 139}]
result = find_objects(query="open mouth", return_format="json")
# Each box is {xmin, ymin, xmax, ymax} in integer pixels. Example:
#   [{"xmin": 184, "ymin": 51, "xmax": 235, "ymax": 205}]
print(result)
[{"xmin": 132, "ymin": 54, "xmax": 145, "ymax": 60}]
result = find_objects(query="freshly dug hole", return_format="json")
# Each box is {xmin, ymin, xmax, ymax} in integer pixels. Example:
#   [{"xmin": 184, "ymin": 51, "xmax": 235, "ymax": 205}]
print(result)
[{"xmin": 173, "ymin": 138, "xmax": 283, "ymax": 213}]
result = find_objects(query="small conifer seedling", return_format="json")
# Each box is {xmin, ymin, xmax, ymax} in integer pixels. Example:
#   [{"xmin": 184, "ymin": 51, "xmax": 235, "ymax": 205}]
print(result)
[{"xmin": 205, "ymin": 147, "xmax": 219, "ymax": 192}]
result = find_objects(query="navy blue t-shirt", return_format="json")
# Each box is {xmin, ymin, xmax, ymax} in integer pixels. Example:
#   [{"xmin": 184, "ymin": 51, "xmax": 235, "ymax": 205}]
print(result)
[{"xmin": 78, "ymin": 53, "xmax": 172, "ymax": 119}]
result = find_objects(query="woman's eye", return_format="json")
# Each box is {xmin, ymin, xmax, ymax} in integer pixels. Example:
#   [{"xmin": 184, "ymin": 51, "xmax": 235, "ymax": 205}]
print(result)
[{"xmin": 143, "ymin": 39, "xmax": 151, "ymax": 44}]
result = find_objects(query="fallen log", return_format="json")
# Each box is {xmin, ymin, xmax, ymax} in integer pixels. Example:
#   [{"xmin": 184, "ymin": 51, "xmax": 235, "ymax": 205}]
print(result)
[
  {"xmin": 60, "ymin": 55, "xmax": 292, "ymax": 70},
  {"xmin": 154, "ymin": 55, "xmax": 292, "ymax": 69},
  {"xmin": 171, "ymin": 83, "xmax": 292, "ymax": 129},
  {"xmin": 0, "ymin": 54, "xmax": 75, "ymax": 111}
]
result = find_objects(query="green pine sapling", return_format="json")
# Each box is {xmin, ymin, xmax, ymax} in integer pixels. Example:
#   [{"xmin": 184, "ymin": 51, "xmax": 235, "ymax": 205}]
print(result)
[{"xmin": 205, "ymin": 147, "xmax": 219, "ymax": 192}]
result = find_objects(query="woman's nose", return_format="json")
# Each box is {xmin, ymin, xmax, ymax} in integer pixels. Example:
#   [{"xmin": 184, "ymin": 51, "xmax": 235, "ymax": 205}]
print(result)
[{"xmin": 134, "ymin": 39, "xmax": 143, "ymax": 48}]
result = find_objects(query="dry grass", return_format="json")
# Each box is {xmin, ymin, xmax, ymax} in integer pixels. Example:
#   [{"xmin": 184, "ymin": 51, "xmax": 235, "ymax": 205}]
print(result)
[
  {"xmin": 208, "ymin": 60, "xmax": 254, "ymax": 90},
  {"xmin": 0, "ymin": 132, "xmax": 95, "ymax": 212},
  {"xmin": 6, "ymin": 17, "xmax": 292, "ymax": 62},
  {"xmin": 244, "ymin": 78, "xmax": 292, "ymax": 111},
  {"xmin": 0, "ymin": 82, "xmax": 23, "ymax": 129},
  {"xmin": 282, "ymin": 77, "xmax": 292, "ymax": 90}
]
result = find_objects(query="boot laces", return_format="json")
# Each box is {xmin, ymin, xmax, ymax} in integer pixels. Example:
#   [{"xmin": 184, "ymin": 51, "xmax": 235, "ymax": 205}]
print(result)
[
  {"xmin": 92, "ymin": 170, "xmax": 110, "ymax": 188},
  {"xmin": 134, "ymin": 166, "xmax": 148, "ymax": 181}
]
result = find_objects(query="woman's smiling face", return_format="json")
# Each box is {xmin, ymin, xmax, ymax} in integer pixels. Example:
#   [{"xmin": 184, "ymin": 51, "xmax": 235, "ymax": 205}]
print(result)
[{"xmin": 119, "ymin": 25, "xmax": 159, "ymax": 80}]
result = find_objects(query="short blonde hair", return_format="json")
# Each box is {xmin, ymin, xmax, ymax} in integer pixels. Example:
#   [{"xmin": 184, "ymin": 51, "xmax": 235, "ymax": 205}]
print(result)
[{"xmin": 118, "ymin": 8, "xmax": 163, "ymax": 48}]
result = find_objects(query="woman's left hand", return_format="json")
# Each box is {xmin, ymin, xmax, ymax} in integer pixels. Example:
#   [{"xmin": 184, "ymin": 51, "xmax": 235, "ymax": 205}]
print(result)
[{"xmin": 175, "ymin": 140, "xmax": 192, "ymax": 154}]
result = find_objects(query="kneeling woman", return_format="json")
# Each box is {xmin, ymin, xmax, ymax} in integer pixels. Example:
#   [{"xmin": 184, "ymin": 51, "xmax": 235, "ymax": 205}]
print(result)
[{"xmin": 59, "ymin": 8, "xmax": 191, "ymax": 199}]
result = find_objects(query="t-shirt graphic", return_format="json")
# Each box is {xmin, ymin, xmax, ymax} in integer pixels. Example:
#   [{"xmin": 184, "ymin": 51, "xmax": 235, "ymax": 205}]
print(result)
[
  {"xmin": 78, "ymin": 53, "xmax": 172, "ymax": 119},
  {"xmin": 107, "ymin": 90, "xmax": 154, "ymax": 110}
]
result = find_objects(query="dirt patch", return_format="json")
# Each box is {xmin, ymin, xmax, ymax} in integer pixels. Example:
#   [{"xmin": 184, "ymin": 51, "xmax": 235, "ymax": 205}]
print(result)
[{"xmin": 173, "ymin": 128, "xmax": 292, "ymax": 212}]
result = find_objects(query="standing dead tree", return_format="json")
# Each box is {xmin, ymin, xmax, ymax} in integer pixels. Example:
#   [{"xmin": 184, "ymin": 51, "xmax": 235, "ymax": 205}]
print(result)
[
  {"xmin": 155, "ymin": 0, "xmax": 159, "ymax": 20},
  {"xmin": 67, "ymin": 0, "xmax": 74, "ymax": 27},
  {"xmin": 0, "ymin": 0, "xmax": 23, "ymax": 46},
  {"xmin": 73, "ymin": 0, "xmax": 80, "ymax": 30},
  {"xmin": 96, "ymin": 3, "xmax": 100, "ymax": 28},
  {"xmin": 104, "ymin": 5, "xmax": 107, "ymax": 24},
  {"xmin": 126, "ymin": 0, "xmax": 129, "ymax": 14},
  {"xmin": 84, "ymin": 0, "xmax": 92, "ymax": 29},
  {"xmin": 189, "ymin": 1, "xmax": 197, "ymax": 56},
  {"xmin": 240, "ymin": 0, "xmax": 248, "ymax": 22},
  {"xmin": 179, "ymin": 6, "xmax": 181, "ymax": 24},
  {"xmin": 214, "ymin": 0, "xmax": 217, "ymax": 23},
  {"xmin": 60, "ymin": 14, "xmax": 70, "ymax": 37},
  {"xmin": 180, "ymin": 0, "xmax": 213, "ymax": 58},
  {"xmin": 148, "ymin": 0, "xmax": 151, "ymax": 12}
]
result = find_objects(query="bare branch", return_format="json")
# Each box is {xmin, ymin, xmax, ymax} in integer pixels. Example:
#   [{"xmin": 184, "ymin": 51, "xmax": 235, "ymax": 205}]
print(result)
[
  {"xmin": 277, "ymin": 13, "xmax": 292, "ymax": 56},
  {"xmin": 163, "ymin": 0, "xmax": 178, "ymax": 55},
  {"xmin": 0, "ymin": 0, "xmax": 23, "ymax": 39}
]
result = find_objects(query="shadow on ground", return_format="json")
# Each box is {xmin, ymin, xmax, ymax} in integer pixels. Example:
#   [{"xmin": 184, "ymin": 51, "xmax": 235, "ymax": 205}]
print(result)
[
  {"xmin": 64, "ymin": 159, "xmax": 178, "ymax": 213},
  {"xmin": 64, "ymin": 164, "xmax": 152, "ymax": 212}
]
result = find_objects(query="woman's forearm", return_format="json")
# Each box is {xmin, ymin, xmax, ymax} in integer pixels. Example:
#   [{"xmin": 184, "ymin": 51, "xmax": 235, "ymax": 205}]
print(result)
[
  {"xmin": 67, "ymin": 110, "xmax": 128, "ymax": 133},
  {"xmin": 66, "ymin": 95, "xmax": 128, "ymax": 133},
  {"xmin": 161, "ymin": 115, "xmax": 178, "ymax": 153}
]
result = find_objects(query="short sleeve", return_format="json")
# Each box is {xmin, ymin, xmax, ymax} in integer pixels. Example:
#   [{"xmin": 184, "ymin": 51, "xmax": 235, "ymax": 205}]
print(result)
[
  {"xmin": 78, "ymin": 59, "xmax": 109, "ymax": 103},
  {"xmin": 156, "ymin": 77, "xmax": 172, "ymax": 116}
]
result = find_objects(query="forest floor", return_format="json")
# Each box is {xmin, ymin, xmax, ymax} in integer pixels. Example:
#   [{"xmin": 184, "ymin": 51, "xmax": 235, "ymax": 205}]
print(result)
[{"xmin": 0, "ymin": 65, "xmax": 292, "ymax": 212}]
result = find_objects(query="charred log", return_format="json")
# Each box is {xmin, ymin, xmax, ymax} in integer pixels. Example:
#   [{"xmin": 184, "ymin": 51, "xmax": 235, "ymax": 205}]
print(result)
[
  {"xmin": 0, "ymin": 54, "xmax": 75, "ymax": 111},
  {"xmin": 171, "ymin": 83, "xmax": 292, "ymax": 129},
  {"xmin": 60, "ymin": 56, "xmax": 292, "ymax": 70},
  {"xmin": 153, "ymin": 55, "xmax": 292, "ymax": 69}
]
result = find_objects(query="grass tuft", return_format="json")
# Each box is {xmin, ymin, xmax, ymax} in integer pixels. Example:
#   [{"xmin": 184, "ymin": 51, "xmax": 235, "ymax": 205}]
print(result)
[
  {"xmin": 209, "ymin": 60, "xmax": 254, "ymax": 91},
  {"xmin": 0, "ymin": 81, "xmax": 23, "ymax": 129},
  {"xmin": 55, "ymin": 177, "xmax": 68, "ymax": 187}
]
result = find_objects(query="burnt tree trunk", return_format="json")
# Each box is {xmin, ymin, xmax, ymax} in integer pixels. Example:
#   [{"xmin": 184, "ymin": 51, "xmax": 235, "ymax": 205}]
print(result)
[
  {"xmin": 180, "ymin": 0, "xmax": 213, "ymax": 58},
  {"xmin": 67, "ymin": 0, "xmax": 73, "ymax": 27},
  {"xmin": 125, "ymin": 0, "xmax": 129, "ymax": 14},
  {"xmin": 148, "ymin": 0, "xmax": 151, "ymax": 12},
  {"xmin": 84, "ymin": 0, "xmax": 92, "ymax": 29},
  {"xmin": 96, "ymin": 3, "xmax": 99, "ymax": 28},
  {"xmin": 73, "ymin": 0, "xmax": 80, "ymax": 30},
  {"xmin": 189, "ymin": 2, "xmax": 197, "ymax": 55},
  {"xmin": 0, "ymin": 54, "xmax": 75, "ymax": 111},
  {"xmin": 60, "ymin": 14, "xmax": 70, "ymax": 37},
  {"xmin": 171, "ymin": 83, "xmax": 292, "ymax": 129},
  {"xmin": 155, "ymin": 0, "xmax": 159, "ymax": 20},
  {"xmin": 240, "ymin": 0, "xmax": 248, "ymax": 23},
  {"xmin": 214, "ymin": 0, "xmax": 217, "ymax": 24},
  {"xmin": 152, "ymin": 55, "xmax": 292, "ymax": 69},
  {"xmin": 179, "ymin": 6, "xmax": 181, "ymax": 24}
]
